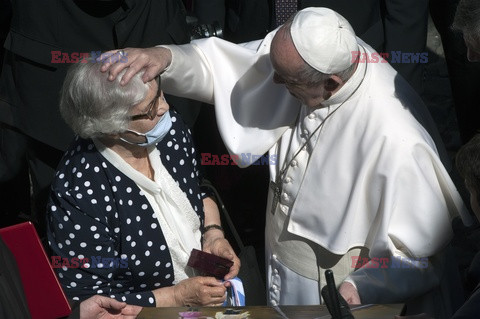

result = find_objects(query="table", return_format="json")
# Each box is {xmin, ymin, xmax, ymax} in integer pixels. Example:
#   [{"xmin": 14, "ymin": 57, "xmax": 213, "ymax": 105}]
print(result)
[{"xmin": 138, "ymin": 304, "xmax": 403, "ymax": 318}]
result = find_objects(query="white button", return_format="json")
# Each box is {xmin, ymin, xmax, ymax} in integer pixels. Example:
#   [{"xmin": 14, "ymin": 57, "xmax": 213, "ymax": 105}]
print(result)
[
  {"xmin": 272, "ymin": 284, "xmax": 277, "ymax": 290},
  {"xmin": 291, "ymin": 160, "xmax": 297, "ymax": 167},
  {"xmin": 284, "ymin": 177, "xmax": 292, "ymax": 183},
  {"xmin": 272, "ymin": 274, "xmax": 281, "ymax": 286},
  {"xmin": 308, "ymin": 113, "xmax": 316, "ymax": 119},
  {"xmin": 303, "ymin": 129, "xmax": 309, "ymax": 136},
  {"xmin": 282, "ymin": 193, "xmax": 289, "ymax": 201},
  {"xmin": 272, "ymin": 254, "xmax": 278, "ymax": 260},
  {"xmin": 273, "ymin": 269, "xmax": 279, "ymax": 275}
]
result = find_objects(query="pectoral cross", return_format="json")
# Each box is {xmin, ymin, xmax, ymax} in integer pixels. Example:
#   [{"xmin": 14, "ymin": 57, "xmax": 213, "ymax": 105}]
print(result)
[{"xmin": 269, "ymin": 175, "xmax": 282, "ymax": 215}]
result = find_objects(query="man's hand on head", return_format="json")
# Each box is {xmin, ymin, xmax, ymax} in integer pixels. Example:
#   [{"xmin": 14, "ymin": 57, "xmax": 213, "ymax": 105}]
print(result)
[{"xmin": 99, "ymin": 47, "xmax": 173, "ymax": 86}]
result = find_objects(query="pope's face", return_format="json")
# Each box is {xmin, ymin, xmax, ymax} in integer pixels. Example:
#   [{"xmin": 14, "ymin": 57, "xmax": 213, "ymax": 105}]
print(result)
[
  {"xmin": 270, "ymin": 26, "xmax": 329, "ymax": 108},
  {"xmin": 272, "ymin": 72, "xmax": 327, "ymax": 108}
]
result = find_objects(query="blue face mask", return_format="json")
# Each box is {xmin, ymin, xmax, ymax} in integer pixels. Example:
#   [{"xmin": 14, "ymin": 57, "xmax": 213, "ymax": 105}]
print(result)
[{"xmin": 121, "ymin": 111, "xmax": 172, "ymax": 147}]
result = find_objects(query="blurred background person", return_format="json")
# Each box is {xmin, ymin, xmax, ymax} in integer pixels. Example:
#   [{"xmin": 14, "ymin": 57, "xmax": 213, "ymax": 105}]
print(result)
[
  {"xmin": 451, "ymin": 133, "xmax": 480, "ymax": 318},
  {"xmin": 430, "ymin": 0, "xmax": 480, "ymax": 144}
]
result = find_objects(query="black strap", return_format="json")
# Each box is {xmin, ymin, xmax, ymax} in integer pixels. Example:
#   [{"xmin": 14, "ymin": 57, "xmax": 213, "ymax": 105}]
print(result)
[{"xmin": 200, "ymin": 179, "xmax": 245, "ymax": 251}]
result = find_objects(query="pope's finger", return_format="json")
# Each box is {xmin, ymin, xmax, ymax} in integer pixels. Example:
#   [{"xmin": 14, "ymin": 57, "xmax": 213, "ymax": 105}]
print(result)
[
  {"xmin": 141, "ymin": 66, "xmax": 162, "ymax": 84},
  {"xmin": 99, "ymin": 49, "xmax": 128, "ymax": 72}
]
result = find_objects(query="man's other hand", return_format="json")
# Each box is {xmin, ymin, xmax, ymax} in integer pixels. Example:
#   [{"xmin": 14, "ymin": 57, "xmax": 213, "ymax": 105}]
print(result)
[{"xmin": 339, "ymin": 281, "xmax": 361, "ymax": 305}]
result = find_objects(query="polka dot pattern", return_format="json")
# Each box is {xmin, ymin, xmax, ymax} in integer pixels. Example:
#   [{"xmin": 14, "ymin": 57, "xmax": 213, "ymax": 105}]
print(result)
[{"xmin": 47, "ymin": 111, "xmax": 205, "ymax": 307}]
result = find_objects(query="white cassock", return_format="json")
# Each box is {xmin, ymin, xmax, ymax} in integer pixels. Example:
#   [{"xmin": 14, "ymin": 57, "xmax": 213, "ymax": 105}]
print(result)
[{"xmin": 159, "ymin": 30, "xmax": 472, "ymax": 318}]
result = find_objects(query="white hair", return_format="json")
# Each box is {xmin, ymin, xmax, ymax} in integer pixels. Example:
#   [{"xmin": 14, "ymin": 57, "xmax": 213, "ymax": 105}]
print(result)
[{"xmin": 59, "ymin": 58, "xmax": 151, "ymax": 139}]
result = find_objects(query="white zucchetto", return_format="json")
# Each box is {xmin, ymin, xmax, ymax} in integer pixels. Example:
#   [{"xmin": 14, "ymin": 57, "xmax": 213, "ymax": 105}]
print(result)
[{"xmin": 290, "ymin": 7, "xmax": 359, "ymax": 74}]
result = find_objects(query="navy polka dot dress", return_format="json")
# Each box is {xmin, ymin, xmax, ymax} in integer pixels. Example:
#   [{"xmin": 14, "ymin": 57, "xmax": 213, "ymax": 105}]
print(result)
[{"xmin": 47, "ymin": 111, "xmax": 205, "ymax": 306}]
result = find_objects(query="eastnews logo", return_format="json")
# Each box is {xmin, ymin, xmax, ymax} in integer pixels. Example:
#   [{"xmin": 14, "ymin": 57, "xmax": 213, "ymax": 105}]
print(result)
[
  {"xmin": 51, "ymin": 256, "xmax": 128, "ymax": 269},
  {"xmin": 51, "ymin": 51, "xmax": 128, "ymax": 64},
  {"xmin": 351, "ymin": 256, "xmax": 429, "ymax": 269},
  {"xmin": 352, "ymin": 51, "xmax": 429, "ymax": 64},
  {"xmin": 201, "ymin": 153, "xmax": 278, "ymax": 166}
]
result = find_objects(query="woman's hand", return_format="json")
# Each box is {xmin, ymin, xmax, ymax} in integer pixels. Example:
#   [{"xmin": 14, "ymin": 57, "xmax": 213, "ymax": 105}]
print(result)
[
  {"xmin": 202, "ymin": 196, "xmax": 241, "ymax": 280},
  {"xmin": 79, "ymin": 295, "xmax": 142, "ymax": 319},
  {"xmin": 202, "ymin": 233, "xmax": 241, "ymax": 280},
  {"xmin": 171, "ymin": 277, "xmax": 227, "ymax": 307}
]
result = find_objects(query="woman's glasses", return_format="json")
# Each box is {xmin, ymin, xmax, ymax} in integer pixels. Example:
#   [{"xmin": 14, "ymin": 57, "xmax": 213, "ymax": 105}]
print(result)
[
  {"xmin": 130, "ymin": 76, "xmax": 161, "ymax": 121},
  {"xmin": 119, "ymin": 76, "xmax": 163, "ymax": 145}
]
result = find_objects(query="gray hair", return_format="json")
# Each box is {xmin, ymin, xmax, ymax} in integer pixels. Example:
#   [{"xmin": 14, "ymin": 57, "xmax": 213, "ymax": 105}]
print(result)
[
  {"xmin": 297, "ymin": 60, "xmax": 357, "ymax": 85},
  {"xmin": 283, "ymin": 17, "xmax": 357, "ymax": 85},
  {"xmin": 59, "ymin": 58, "xmax": 150, "ymax": 139},
  {"xmin": 453, "ymin": 0, "xmax": 480, "ymax": 43}
]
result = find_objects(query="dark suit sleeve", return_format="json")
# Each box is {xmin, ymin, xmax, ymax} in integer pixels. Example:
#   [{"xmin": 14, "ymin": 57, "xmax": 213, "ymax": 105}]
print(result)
[
  {"xmin": 452, "ymin": 285, "xmax": 480, "ymax": 319},
  {"xmin": 383, "ymin": 0, "xmax": 429, "ymax": 93},
  {"xmin": 192, "ymin": 0, "xmax": 226, "ymax": 27}
]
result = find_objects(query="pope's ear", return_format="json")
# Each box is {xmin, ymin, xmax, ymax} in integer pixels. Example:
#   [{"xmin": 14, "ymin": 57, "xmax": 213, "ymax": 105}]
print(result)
[{"xmin": 324, "ymin": 76, "xmax": 342, "ymax": 92}]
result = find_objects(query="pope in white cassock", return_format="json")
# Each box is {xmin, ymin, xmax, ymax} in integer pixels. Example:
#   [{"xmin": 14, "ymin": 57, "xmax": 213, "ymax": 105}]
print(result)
[{"xmin": 102, "ymin": 7, "xmax": 472, "ymax": 318}]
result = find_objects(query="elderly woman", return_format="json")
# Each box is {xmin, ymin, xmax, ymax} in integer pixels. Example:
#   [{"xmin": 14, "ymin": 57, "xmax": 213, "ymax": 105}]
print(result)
[{"xmin": 46, "ymin": 59, "xmax": 240, "ymax": 307}]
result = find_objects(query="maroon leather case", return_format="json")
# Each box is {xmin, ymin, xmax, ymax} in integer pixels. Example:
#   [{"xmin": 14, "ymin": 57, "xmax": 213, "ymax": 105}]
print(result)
[{"xmin": 187, "ymin": 249, "xmax": 233, "ymax": 279}]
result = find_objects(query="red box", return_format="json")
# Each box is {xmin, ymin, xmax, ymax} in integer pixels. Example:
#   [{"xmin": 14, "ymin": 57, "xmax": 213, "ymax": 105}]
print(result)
[{"xmin": 187, "ymin": 249, "xmax": 233, "ymax": 279}]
